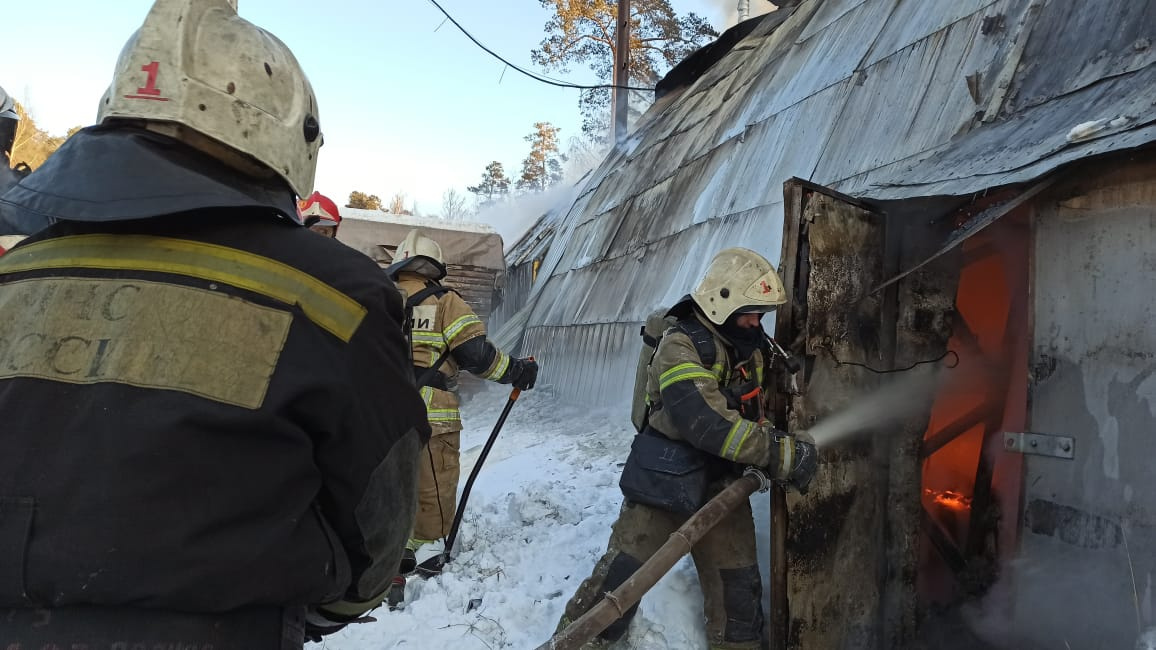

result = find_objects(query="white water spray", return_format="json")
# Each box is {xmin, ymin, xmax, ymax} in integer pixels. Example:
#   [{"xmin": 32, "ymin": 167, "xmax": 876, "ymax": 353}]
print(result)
[{"xmin": 806, "ymin": 364, "xmax": 943, "ymax": 448}]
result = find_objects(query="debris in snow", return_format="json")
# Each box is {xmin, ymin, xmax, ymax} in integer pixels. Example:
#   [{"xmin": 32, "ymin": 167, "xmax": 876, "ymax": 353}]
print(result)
[
  {"xmin": 1066, "ymin": 119, "xmax": 1109, "ymax": 142},
  {"xmin": 1110, "ymin": 115, "xmax": 1132, "ymax": 128}
]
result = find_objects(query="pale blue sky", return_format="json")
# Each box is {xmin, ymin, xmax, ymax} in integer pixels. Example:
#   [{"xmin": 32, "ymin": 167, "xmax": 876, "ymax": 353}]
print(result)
[{"xmin": 3, "ymin": 0, "xmax": 749, "ymax": 211}]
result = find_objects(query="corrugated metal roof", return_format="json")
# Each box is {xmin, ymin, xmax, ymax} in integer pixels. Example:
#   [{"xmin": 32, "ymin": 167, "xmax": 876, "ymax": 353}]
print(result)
[{"xmin": 498, "ymin": 0, "xmax": 1156, "ymax": 403}]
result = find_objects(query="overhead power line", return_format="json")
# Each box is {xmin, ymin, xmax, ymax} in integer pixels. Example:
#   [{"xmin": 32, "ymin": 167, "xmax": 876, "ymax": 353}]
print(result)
[{"xmin": 423, "ymin": 0, "xmax": 652, "ymax": 92}]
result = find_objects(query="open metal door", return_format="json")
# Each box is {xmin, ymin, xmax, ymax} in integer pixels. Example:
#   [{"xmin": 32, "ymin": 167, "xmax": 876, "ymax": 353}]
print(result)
[{"xmin": 771, "ymin": 178, "xmax": 890, "ymax": 649}]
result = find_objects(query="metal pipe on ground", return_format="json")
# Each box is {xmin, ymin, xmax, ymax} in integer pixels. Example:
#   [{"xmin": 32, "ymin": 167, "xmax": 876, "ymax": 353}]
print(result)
[{"xmin": 536, "ymin": 473, "xmax": 763, "ymax": 650}]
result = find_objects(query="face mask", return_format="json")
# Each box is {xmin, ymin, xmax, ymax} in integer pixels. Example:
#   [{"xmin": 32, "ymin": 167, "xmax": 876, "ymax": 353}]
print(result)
[{"xmin": 719, "ymin": 313, "xmax": 764, "ymax": 360}]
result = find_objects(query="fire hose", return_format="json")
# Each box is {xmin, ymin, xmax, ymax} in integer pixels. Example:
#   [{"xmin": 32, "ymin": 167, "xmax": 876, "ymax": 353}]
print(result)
[
  {"xmin": 416, "ymin": 373, "xmax": 530, "ymax": 576},
  {"xmin": 535, "ymin": 471, "xmax": 766, "ymax": 650}
]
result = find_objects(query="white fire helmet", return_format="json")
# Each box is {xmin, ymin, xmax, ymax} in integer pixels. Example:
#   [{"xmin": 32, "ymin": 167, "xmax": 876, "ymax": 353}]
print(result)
[
  {"xmin": 692, "ymin": 247, "xmax": 787, "ymax": 325},
  {"xmin": 97, "ymin": 0, "xmax": 322, "ymax": 197},
  {"xmin": 0, "ymin": 84, "xmax": 17, "ymax": 161},
  {"xmin": 387, "ymin": 229, "xmax": 447, "ymax": 281}
]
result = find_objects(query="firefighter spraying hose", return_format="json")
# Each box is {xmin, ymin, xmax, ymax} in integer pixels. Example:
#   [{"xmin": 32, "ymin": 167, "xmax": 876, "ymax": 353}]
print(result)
[
  {"xmin": 543, "ymin": 385, "xmax": 932, "ymax": 650},
  {"xmin": 544, "ymin": 246, "xmax": 948, "ymax": 648},
  {"xmin": 551, "ymin": 248, "xmax": 816, "ymax": 650}
]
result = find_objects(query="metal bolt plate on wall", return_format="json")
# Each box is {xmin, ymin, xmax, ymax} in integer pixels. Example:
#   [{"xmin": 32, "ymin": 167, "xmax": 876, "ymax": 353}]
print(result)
[{"xmin": 1003, "ymin": 431, "xmax": 1075, "ymax": 459}]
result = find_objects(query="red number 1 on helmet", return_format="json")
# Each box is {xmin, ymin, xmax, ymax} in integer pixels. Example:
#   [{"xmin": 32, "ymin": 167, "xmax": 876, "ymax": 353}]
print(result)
[{"xmin": 137, "ymin": 62, "xmax": 162, "ymax": 97}]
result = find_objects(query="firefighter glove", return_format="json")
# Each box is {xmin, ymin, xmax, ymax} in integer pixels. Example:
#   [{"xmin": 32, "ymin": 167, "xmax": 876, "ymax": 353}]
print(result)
[
  {"xmin": 786, "ymin": 436, "xmax": 818, "ymax": 493},
  {"xmin": 508, "ymin": 357, "xmax": 539, "ymax": 390},
  {"xmin": 767, "ymin": 430, "xmax": 818, "ymax": 493}
]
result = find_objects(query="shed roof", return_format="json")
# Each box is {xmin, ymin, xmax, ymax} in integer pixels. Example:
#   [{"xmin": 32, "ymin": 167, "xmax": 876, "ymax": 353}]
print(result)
[
  {"xmin": 499, "ymin": 0, "xmax": 1156, "ymax": 347},
  {"xmin": 336, "ymin": 210, "xmax": 505, "ymax": 270}
]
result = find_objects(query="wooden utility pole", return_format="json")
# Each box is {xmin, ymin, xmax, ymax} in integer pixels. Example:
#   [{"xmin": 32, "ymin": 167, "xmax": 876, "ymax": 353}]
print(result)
[{"xmin": 612, "ymin": 0, "xmax": 631, "ymax": 142}]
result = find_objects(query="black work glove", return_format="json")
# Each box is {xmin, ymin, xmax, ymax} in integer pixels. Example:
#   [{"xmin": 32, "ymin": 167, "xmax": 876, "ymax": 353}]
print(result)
[
  {"xmin": 507, "ymin": 357, "xmax": 538, "ymax": 390},
  {"xmin": 786, "ymin": 434, "xmax": 818, "ymax": 493},
  {"xmin": 767, "ymin": 430, "xmax": 818, "ymax": 493}
]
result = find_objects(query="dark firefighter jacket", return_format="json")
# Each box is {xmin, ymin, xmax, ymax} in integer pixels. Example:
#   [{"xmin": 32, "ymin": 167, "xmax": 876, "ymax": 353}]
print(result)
[
  {"xmin": 645, "ymin": 310, "xmax": 791, "ymax": 472},
  {"xmin": 0, "ymin": 127, "xmax": 430, "ymax": 615}
]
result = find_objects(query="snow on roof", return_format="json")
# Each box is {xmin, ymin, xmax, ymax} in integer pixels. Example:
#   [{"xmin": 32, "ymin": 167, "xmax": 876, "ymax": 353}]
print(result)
[
  {"xmin": 339, "ymin": 207, "xmax": 496, "ymax": 235},
  {"xmin": 335, "ymin": 209, "xmax": 506, "ymax": 270}
]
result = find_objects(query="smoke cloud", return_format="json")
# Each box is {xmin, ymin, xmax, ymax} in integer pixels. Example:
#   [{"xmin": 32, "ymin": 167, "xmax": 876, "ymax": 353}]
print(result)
[
  {"xmin": 473, "ymin": 140, "xmax": 603, "ymax": 253},
  {"xmin": 473, "ymin": 182, "xmax": 584, "ymax": 254},
  {"xmin": 703, "ymin": 0, "xmax": 779, "ymax": 30}
]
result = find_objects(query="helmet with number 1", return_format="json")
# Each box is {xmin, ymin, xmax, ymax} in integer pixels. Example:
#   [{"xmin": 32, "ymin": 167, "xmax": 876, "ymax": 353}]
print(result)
[
  {"xmin": 386, "ymin": 229, "xmax": 447, "ymax": 281},
  {"xmin": 97, "ymin": 0, "xmax": 323, "ymax": 198},
  {"xmin": 692, "ymin": 247, "xmax": 786, "ymax": 325}
]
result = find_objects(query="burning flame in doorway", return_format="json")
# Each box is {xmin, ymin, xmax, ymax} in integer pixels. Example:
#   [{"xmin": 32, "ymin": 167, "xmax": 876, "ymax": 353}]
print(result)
[{"xmin": 924, "ymin": 488, "xmax": 973, "ymax": 513}]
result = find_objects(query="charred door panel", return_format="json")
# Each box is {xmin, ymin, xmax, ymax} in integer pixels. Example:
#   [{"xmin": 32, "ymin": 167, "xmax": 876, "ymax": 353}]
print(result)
[{"xmin": 777, "ymin": 180, "xmax": 887, "ymax": 650}]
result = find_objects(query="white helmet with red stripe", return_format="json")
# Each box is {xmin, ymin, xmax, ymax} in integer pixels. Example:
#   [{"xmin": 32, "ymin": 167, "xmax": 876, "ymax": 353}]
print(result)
[
  {"xmin": 97, "ymin": 0, "xmax": 322, "ymax": 198},
  {"xmin": 692, "ymin": 247, "xmax": 786, "ymax": 325}
]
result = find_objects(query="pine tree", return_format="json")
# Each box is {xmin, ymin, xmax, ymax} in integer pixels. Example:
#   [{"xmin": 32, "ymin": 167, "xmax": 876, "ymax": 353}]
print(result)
[
  {"xmin": 532, "ymin": 0, "xmax": 717, "ymax": 140},
  {"xmin": 517, "ymin": 123, "xmax": 566, "ymax": 193},
  {"xmin": 467, "ymin": 161, "xmax": 512, "ymax": 205}
]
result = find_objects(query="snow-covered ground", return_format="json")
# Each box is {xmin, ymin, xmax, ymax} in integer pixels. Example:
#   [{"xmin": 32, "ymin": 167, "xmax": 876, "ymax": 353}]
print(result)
[{"xmin": 311, "ymin": 382, "xmax": 771, "ymax": 649}]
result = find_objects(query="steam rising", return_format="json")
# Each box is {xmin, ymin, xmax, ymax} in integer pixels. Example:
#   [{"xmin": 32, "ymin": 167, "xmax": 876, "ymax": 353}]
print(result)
[
  {"xmin": 473, "ymin": 183, "xmax": 583, "ymax": 254},
  {"xmin": 472, "ymin": 142, "xmax": 601, "ymax": 253},
  {"xmin": 807, "ymin": 364, "xmax": 943, "ymax": 448},
  {"xmin": 704, "ymin": 0, "xmax": 779, "ymax": 29}
]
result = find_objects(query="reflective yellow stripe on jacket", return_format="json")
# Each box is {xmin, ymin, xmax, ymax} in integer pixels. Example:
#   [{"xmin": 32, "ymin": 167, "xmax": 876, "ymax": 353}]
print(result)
[
  {"xmin": 443, "ymin": 313, "xmax": 482, "ymax": 347},
  {"xmin": 419, "ymin": 386, "xmax": 461, "ymax": 426},
  {"xmin": 411, "ymin": 330, "xmax": 447, "ymax": 353},
  {"xmin": 658, "ymin": 362, "xmax": 718, "ymax": 391},
  {"xmin": 483, "ymin": 350, "xmax": 510, "ymax": 381},
  {"xmin": 720, "ymin": 419, "xmax": 756, "ymax": 461},
  {"xmin": 0, "ymin": 234, "xmax": 366, "ymax": 342}
]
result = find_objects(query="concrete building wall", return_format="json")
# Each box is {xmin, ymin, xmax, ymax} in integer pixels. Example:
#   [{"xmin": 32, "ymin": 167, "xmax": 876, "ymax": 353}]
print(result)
[{"xmin": 1013, "ymin": 163, "xmax": 1156, "ymax": 648}]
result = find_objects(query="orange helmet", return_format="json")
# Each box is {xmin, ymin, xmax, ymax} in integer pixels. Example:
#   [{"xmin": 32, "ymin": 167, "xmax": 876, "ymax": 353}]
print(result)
[{"xmin": 297, "ymin": 191, "xmax": 341, "ymax": 233}]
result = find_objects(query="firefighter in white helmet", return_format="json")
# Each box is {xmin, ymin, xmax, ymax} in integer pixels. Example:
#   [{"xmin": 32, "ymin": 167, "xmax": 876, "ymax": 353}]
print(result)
[
  {"xmin": 0, "ymin": 1, "xmax": 428, "ymax": 647},
  {"xmin": 0, "ymin": 85, "xmax": 18, "ymax": 170},
  {"xmin": 386, "ymin": 228, "xmax": 538, "ymax": 580},
  {"xmin": 0, "ymin": 84, "xmax": 32, "ymax": 202},
  {"xmin": 558, "ymin": 248, "xmax": 817, "ymax": 649}
]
